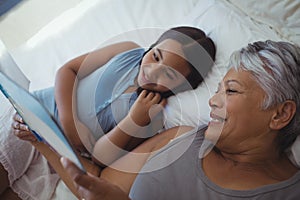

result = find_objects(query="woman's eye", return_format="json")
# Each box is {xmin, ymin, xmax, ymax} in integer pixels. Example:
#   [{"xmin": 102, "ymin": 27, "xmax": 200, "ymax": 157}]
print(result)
[{"xmin": 226, "ymin": 89, "xmax": 237, "ymax": 94}]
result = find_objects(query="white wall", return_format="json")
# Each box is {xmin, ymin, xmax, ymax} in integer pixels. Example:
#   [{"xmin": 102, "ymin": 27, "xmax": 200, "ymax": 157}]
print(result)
[{"xmin": 0, "ymin": 0, "xmax": 82, "ymax": 50}]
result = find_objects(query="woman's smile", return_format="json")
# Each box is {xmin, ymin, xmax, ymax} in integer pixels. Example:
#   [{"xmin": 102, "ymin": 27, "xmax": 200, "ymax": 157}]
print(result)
[{"xmin": 209, "ymin": 112, "xmax": 226, "ymax": 126}]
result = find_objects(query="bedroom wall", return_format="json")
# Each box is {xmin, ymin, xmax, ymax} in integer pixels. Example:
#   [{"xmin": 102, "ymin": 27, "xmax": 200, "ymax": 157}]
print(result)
[{"xmin": 0, "ymin": 0, "xmax": 82, "ymax": 50}]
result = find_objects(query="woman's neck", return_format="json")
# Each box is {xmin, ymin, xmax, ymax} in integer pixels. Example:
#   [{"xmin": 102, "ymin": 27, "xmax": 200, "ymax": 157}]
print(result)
[
  {"xmin": 202, "ymin": 147, "xmax": 298, "ymax": 190},
  {"xmin": 215, "ymin": 146, "xmax": 280, "ymax": 166},
  {"xmin": 212, "ymin": 146, "xmax": 298, "ymax": 181}
]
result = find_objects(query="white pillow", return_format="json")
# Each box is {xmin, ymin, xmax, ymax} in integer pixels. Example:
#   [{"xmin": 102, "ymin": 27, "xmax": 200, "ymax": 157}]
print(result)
[
  {"xmin": 228, "ymin": 0, "xmax": 300, "ymax": 45},
  {"xmin": 164, "ymin": 64, "xmax": 226, "ymax": 128}
]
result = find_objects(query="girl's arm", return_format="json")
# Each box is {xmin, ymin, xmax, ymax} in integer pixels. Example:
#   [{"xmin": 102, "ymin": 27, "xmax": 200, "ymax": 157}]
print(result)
[
  {"xmin": 92, "ymin": 90, "xmax": 167, "ymax": 167},
  {"xmin": 54, "ymin": 42, "xmax": 140, "ymax": 152}
]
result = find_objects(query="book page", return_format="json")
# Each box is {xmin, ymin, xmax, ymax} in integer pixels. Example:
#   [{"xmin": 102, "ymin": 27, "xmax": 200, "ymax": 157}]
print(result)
[{"xmin": 0, "ymin": 39, "xmax": 30, "ymax": 90}]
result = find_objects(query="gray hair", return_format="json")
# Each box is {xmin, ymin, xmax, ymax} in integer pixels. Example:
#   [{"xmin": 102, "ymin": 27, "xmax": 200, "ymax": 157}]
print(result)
[{"xmin": 229, "ymin": 40, "xmax": 300, "ymax": 153}]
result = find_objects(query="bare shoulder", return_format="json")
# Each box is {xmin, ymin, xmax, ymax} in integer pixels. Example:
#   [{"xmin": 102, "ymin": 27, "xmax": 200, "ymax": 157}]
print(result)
[
  {"xmin": 118, "ymin": 41, "xmax": 140, "ymax": 49},
  {"xmin": 100, "ymin": 41, "xmax": 141, "ymax": 52}
]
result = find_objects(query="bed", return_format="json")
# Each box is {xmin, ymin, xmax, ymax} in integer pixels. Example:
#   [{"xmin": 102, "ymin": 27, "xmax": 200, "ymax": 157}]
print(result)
[{"xmin": 1, "ymin": 0, "xmax": 300, "ymax": 199}]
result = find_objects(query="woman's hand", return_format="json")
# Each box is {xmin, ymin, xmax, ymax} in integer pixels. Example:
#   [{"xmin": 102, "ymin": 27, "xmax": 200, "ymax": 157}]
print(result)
[
  {"xmin": 12, "ymin": 113, "xmax": 37, "ymax": 142},
  {"xmin": 129, "ymin": 90, "xmax": 167, "ymax": 127},
  {"xmin": 61, "ymin": 157, "xmax": 130, "ymax": 200}
]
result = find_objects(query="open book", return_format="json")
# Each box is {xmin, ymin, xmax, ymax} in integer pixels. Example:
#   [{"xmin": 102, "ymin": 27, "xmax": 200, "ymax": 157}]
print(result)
[{"xmin": 0, "ymin": 40, "xmax": 85, "ymax": 171}]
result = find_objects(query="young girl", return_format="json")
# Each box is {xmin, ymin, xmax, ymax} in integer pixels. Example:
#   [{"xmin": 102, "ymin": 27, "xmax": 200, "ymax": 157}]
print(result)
[
  {"xmin": 7, "ymin": 26, "xmax": 215, "ymax": 199},
  {"xmin": 15, "ymin": 26, "xmax": 215, "ymax": 162}
]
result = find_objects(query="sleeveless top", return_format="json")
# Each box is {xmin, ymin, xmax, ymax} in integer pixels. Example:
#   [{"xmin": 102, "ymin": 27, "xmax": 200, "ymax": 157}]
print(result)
[
  {"xmin": 76, "ymin": 47, "xmax": 145, "ymax": 139},
  {"xmin": 129, "ymin": 125, "xmax": 300, "ymax": 200}
]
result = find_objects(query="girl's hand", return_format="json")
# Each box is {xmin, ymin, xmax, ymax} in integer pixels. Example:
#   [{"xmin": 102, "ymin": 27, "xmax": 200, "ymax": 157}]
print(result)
[
  {"xmin": 12, "ymin": 113, "xmax": 37, "ymax": 142},
  {"xmin": 129, "ymin": 90, "xmax": 167, "ymax": 127}
]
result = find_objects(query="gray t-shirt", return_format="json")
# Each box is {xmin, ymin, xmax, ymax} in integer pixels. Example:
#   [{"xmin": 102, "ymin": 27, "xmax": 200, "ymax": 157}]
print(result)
[{"xmin": 129, "ymin": 125, "xmax": 300, "ymax": 200}]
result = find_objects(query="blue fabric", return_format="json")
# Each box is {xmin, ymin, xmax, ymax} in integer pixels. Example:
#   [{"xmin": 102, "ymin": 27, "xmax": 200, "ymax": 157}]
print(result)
[
  {"xmin": 94, "ymin": 48, "xmax": 144, "ymax": 113},
  {"xmin": 93, "ymin": 48, "xmax": 145, "ymax": 138},
  {"xmin": 0, "ymin": 0, "xmax": 22, "ymax": 16},
  {"xmin": 96, "ymin": 92, "xmax": 138, "ymax": 136}
]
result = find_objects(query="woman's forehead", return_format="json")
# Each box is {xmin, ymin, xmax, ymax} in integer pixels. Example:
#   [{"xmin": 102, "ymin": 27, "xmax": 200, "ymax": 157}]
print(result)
[{"xmin": 223, "ymin": 68, "xmax": 261, "ymax": 90}]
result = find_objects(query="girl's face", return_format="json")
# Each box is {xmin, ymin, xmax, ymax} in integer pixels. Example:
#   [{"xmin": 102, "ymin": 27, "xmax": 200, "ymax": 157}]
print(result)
[{"xmin": 137, "ymin": 39, "xmax": 191, "ymax": 92}]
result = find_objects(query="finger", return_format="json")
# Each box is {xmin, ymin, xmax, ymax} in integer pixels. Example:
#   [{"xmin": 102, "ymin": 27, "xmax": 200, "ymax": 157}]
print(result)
[
  {"xmin": 13, "ymin": 130, "xmax": 24, "ymax": 139},
  {"xmin": 13, "ymin": 113, "xmax": 18, "ymax": 121},
  {"xmin": 145, "ymin": 91, "xmax": 155, "ymax": 99},
  {"xmin": 12, "ymin": 121, "xmax": 29, "ymax": 131},
  {"xmin": 151, "ymin": 93, "xmax": 162, "ymax": 103},
  {"xmin": 19, "ymin": 123, "xmax": 30, "ymax": 131},
  {"xmin": 13, "ymin": 129, "xmax": 34, "ymax": 139},
  {"xmin": 12, "ymin": 121, "xmax": 20, "ymax": 129},
  {"xmin": 12, "ymin": 129, "xmax": 20, "ymax": 137},
  {"xmin": 13, "ymin": 129, "xmax": 27, "ymax": 137},
  {"xmin": 138, "ymin": 90, "xmax": 148, "ymax": 98},
  {"xmin": 19, "ymin": 134, "xmax": 37, "ymax": 142},
  {"xmin": 13, "ymin": 113, "xmax": 23, "ymax": 123}
]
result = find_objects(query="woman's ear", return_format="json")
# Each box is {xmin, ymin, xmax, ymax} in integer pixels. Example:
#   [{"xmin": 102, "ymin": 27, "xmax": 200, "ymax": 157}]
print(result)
[{"xmin": 270, "ymin": 100, "xmax": 296, "ymax": 130}]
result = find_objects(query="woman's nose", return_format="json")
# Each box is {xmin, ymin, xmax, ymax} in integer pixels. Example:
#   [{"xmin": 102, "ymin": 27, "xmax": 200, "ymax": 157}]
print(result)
[{"xmin": 209, "ymin": 91, "xmax": 224, "ymax": 109}]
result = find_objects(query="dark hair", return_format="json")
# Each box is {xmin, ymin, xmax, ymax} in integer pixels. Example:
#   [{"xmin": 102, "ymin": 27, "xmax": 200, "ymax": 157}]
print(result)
[{"xmin": 138, "ymin": 26, "xmax": 216, "ymax": 98}]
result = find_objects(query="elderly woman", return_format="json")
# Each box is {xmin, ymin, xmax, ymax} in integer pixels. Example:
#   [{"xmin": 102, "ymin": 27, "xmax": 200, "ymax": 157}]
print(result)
[{"xmin": 60, "ymin": 40, "xmax": 300, "ymax": 200}]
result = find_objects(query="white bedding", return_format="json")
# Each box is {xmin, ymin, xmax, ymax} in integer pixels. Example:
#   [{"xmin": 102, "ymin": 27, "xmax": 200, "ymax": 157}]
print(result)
[{"xmin": 4, "ymin": 0, "xmax": 300, "ymax": 164}]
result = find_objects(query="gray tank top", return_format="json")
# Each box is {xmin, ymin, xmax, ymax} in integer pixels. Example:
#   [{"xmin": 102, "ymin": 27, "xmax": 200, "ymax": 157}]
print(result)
[{"xmin": 129, "ymin": 125, "xmax": 300, "ymax": 200}]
